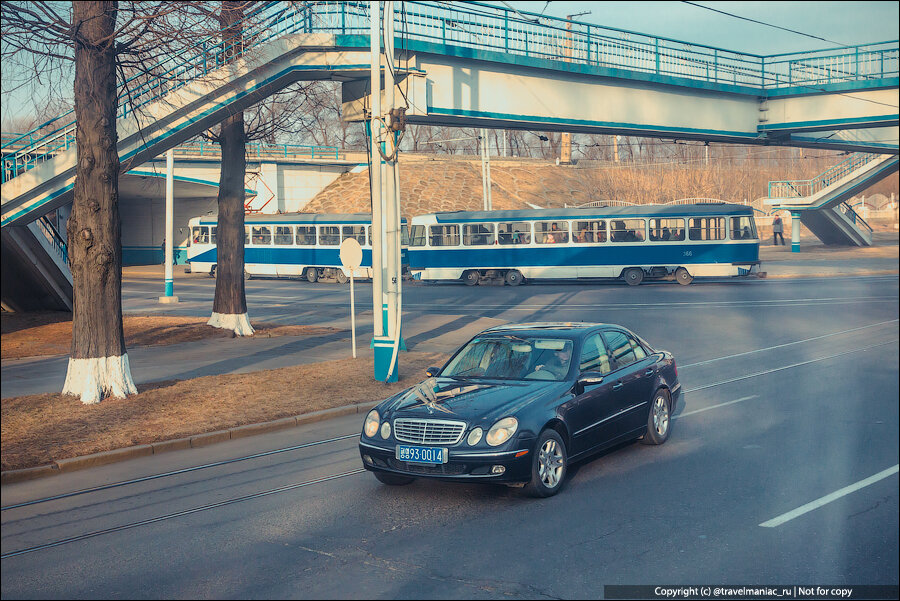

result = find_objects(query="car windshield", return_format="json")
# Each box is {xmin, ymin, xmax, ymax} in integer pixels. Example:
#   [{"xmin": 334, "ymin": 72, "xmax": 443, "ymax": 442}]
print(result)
[{"xmin": 441, "ymin": 336, "xmax": 574, "ymax": 381}]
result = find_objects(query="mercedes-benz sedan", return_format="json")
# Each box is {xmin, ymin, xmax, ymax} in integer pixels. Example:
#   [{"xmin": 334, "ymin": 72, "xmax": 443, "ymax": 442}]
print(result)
[{"xmin": 359, "ymin": 322, "xmax": 680, "ymax": 497}]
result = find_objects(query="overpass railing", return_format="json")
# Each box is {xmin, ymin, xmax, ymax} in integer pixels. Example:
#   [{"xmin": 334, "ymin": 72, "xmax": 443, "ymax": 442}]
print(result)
[
  {"xmin": 4, "ymin": 1, "xmax": 897, "ymax": 185},
  {"xmin": 768, "ymin": 152, "xmax": 879, "ymax": 198}
]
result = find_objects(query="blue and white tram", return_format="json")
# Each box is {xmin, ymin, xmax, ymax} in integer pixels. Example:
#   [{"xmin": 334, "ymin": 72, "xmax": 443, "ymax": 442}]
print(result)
[
  {"xmin": 407, "ymin": 204, "xmax": 761, "ymax": 285},
  {"xmin": 187, "ymin": 213, "xmax": 408, "ymax": 282}
]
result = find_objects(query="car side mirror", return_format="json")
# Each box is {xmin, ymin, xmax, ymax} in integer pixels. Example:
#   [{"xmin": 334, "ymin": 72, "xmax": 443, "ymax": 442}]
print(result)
[
  {"xmin": 425, "ymin": 367, "xmax": 441, "ymax": 377},
  {"xmin": 577, "ymin": 372, "xmax": 605, "ymax": 387}
]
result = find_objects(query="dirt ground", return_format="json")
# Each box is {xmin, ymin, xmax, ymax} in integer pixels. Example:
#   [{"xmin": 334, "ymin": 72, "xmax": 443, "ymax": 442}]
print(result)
[
  {"xmin": 1, "ymin": 351, "xmax": 448, "ymax": 471},
  {"xmin": 1, "ymin": 312, "xmax": 448, "ymax": 471},
  {"xmin": 0, "ymin": 312, "xmax": 339, "ymax": 360}
]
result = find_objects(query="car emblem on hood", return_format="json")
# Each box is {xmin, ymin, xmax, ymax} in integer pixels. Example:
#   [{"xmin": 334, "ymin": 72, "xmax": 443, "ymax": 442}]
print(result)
[{"xmin": 405, "ymin": 378, "xmax": 486, "ymax": 414}]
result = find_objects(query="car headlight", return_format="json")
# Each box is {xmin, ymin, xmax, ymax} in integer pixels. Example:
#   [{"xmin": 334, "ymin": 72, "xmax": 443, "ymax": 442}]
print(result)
[
  {"xmin": 486, "ymin": 417, "xmax": 518, "ymax": 446},
  {"xmin": 467, "ymin": 427, "xmax": 483, "ymax": 446},
  {"xmin": 363, "ymin": 410, "xmax": 380, "ymax": 438},
  {"xmin": 380, "ymin": 421, "xmax": 392, "ymax": 439}
]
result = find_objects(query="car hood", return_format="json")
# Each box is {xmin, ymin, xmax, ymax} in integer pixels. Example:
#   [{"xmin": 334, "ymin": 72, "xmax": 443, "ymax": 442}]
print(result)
[{"xmin": 380, "ymin": 377, "xmax": 570, "ymax": 425}]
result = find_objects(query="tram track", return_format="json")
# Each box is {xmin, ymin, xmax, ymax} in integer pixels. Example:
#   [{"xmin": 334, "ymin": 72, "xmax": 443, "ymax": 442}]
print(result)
[{"xmin": 2, "ymin": 329, "xmax": 895, "ymax": 560}]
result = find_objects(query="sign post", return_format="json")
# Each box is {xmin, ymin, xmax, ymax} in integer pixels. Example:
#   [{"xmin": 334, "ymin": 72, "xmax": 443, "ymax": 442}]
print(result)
[{"xmin": 340, "ymin": 238, "xmax": 363, "ymax": 358}]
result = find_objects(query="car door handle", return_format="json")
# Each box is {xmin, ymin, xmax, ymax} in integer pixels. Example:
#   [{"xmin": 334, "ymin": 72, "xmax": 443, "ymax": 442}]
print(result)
[
  {"xmin": 612, "ymin": 382, "xmax": 624, "ymax": 390},
  {"xmin": 645, "ymin": 369, "xmax": 654, "ymax": 376}
]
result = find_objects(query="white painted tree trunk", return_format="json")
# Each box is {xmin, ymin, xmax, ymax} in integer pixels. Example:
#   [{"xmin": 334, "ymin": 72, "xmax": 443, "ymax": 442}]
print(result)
[
  {"xmin": 208, "ymin": 312, "xmax": 255, "ymax": 336},
  {"xmin": 62, "ymin": 354, "xmax": 139, "ymax": 405}
]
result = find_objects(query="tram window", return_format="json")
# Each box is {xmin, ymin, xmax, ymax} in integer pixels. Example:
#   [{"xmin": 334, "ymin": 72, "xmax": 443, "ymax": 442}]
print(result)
[
  {"xmin": 342, "ymin": 225, "xmax": 366, "ymax": 244},
  {"xmin": 401, "ymin": 225, "xmax": 410, "ymax": 246},
  {"xmin": 689, "ymin": 217, "xmax": 726, "ymax": 241},
  {"xmin": 535, "ymin": 221, "xmax": 569, "ymax": 244},
  {"xmin": 430, "ymin": 225, "xmax": 460, "ymax": 247},
  {"xmin": 319, "ymin": 226, "xmax": 340, "ymax": 246},
  {"xmin": 610, "ymin": 219, "xmax": 645, "ymax": 243},
  {"xmin": 410, "ymin": 225, "xmax": 426, "ymax": 247},
  {"xmin": 210, "ymin": 227, "xmax": 217, "ymax": 245},
  {"xmin": 274, "ymin": 226, "xmax": 293, "ymax": 246},
  {"xmin": 574, "ymin": 221, "xmax": 606, "ymax": 243},
  {"xmin": 244, "ymin": 227, "xmax": 250, "ymax": 245},
  {"xmin": 497, "ymin": 221, "xmax": 531, "ymax": 245},
  {"xmin": 251, "ymin": 226, "xmax": 272, "ymax": 245},
  {"xmin": 367, "ymin": 226, "xmax": 372, "ymax": 247},
  {"xmin": 192, "ymin": 226, "xmax": 209, "ymax": 244},
  {"xmin": 295, "ymin": 226, "xmax": 316, "ymax": 246},
  {"xmin": 463, "ymin": 223, "xmax": 495, "ymax": 246},
  {"xmin": 649, "ymin": 218, "xmax": 685, "ymax": 241},
  {"xmin": 730, "ymin": 216, "xmax": 757, "ymax": 240}
]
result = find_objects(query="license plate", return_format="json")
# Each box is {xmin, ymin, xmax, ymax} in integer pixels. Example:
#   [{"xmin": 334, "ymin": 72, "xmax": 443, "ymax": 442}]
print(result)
[{"xmin": 395, "ymin": 445, "xmax": 447, "ymax": 464}]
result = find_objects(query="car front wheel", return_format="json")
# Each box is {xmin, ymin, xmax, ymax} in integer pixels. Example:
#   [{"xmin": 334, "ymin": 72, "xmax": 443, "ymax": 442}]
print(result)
[
  {"xmin": 524, "ymin": 429, "xmax": 567, "ymax": 498},
  {"xmin": 641, "ymin": 388, "xmax": 671, "ymax": 445}
]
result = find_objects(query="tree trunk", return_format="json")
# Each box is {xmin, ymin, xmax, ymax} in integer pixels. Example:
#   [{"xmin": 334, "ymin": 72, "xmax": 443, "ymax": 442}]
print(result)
[
  {"xmin": 62, "ymin": 0, "xmax": 137, "ymax": 404},
  {"xmin": 209, "ymin": 109, "xmax": 253, "ymax": 335}
]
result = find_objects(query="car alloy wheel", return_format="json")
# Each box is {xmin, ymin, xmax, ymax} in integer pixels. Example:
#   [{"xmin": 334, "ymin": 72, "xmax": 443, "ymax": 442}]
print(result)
[
  {"xmin": 525, "ymin": 429, "xmax": 567, "ymax": 497},
  {"xmin": 641, "ymin": 389, "xmax": 671, "ymax": 445}
]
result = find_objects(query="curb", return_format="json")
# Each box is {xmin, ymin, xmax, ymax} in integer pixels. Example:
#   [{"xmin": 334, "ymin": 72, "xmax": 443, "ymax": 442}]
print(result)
[
  {"xmin": 762, "ymin": 269, "xmax": 898, "ymax": 279},
  {"xmin": 1, "ymin": 400, "xmax": 378, "ymax": 485}
]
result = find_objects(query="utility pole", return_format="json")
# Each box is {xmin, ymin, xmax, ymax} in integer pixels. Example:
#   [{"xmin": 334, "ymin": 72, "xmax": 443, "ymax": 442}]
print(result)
[
  {"xmin": 159, "ymin": 148, "xmax": 178, "ymax": 304},
  {"xmin": 480, "ymin": 128, "xmax": 492, "ymax": 210}
]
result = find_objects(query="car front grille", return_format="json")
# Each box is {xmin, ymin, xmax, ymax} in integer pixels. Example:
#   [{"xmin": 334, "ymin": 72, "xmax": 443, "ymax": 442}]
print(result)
[
  {"xmin": 393, "ymin": 418, "xmax": 466, "ymax": 445},
  {"xmin": 388, "ymin": 458, "xmax": 468, "ymax": 475}
]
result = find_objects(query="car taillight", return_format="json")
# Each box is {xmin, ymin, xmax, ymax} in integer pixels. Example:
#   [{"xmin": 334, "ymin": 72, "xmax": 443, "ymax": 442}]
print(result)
[{"xmin": 673, "ymin": 359, "xmax": 677, "ymax": 377}]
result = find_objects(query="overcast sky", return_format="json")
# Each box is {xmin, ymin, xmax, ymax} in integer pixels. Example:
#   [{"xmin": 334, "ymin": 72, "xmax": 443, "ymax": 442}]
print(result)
[{"xmin": 497, "ymin": 1, "xmax": 899, "ymax": 54}]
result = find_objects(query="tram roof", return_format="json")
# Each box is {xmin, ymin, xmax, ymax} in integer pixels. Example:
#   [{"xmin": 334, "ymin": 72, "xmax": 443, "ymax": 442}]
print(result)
[
  {"xmin": 196, "ymin": 212, "xmax": 402, "ymax": 224},
  {"xmin": 428, "ymin": 204, "xmax": 753, "ymax": 222}
]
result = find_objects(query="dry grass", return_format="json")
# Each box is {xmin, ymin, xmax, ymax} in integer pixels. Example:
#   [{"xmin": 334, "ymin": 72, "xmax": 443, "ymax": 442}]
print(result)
[
  {"xmin": 1, "ymin": 351, "xmax": 449, "ymax": 471},
  {"xmin": 1, "ymin": 312, "xmax": 339, "ymax": 360}
]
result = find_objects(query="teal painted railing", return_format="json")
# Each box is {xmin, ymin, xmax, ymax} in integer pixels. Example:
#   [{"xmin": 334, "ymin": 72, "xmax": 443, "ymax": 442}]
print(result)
[
  {"xmin": 4, "ymin": 1, "xmax": 897, "ymax": 185},
  {"xmin": 172, "ymin": 140, "xmax": 341, "ymax": 160},
  {"xmin": 838, "ymin": 201, "xmax": 873, "ymax": 235},
  {"xmin": 767, "ymin": 152, "xmax": 882, "ymax": 198},
  {"xmin": 34, "ymin": 214, "xmax": 68, "ymax": 264}
]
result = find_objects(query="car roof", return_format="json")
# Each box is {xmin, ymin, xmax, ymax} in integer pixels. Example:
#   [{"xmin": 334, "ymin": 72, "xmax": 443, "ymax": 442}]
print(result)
[{"xmin": 480, "ymin": 322, "xmax": 618, "ymax": 337}]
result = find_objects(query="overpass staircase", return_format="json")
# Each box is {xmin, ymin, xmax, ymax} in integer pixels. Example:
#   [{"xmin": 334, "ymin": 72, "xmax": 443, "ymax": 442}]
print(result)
[{"xmin": 766, "ymin": 153, "xmax": 899, "ymax": 246}]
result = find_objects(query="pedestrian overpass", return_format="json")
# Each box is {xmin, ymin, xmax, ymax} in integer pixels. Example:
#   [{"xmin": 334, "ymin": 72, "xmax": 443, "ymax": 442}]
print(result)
[{"xmin": 2, "ymin": 1, "xmax": 898, "ymax": 309}]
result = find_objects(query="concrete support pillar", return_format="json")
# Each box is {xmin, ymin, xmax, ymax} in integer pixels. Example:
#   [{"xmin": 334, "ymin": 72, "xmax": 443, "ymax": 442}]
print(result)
[
  {"xmin": 791, "ymin": 211, "xmax": 801, "ymax": 253},
  {"xmin": 480, "ymin": 128, "xmax": 492, "ymax": 211},
  {"xmin": 159, "ymin": 149, "xmax": 178, "ymax": 303}
]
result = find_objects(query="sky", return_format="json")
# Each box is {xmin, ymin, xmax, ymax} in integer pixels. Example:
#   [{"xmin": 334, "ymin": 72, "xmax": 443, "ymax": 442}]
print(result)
[
  {"xmin": 2, "ymin": 1, "xmax": 898, "ymax": 127},
  {"xmin": 495, "ymin": 1, "xmax": 899, "ymax": 54}
]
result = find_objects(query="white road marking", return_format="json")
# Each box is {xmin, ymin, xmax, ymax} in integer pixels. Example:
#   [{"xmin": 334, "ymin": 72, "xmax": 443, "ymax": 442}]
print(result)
[
  {"xmin": 673, "ymin": 396, "xmax": 758, "ymax": 419},
  {"xmin": 684, "ymin": 339, "xmax": 897, "ymax": 394},
  {"xmin": 759, "ymin": 465, "xmax": 899, "ymax": 528},
  {"xmin": 680, "ymin": 319, "xmax": 899, "ymax": 369}
]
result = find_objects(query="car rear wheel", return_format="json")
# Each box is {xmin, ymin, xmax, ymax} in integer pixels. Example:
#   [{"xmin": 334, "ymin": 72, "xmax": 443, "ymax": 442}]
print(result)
[
  {"xmin": 675, "ymin": 267, "xmax": 693, "ymax": 286},
  {"xmin": 373, "ymin": 472, "xmax": 415, "ymax": 486},
  {"xmin": 623, "ymin": 267, "xmax": 644, "ymax": 286},
  {"xmin": 641, "ymin": 388, "xmax": 671, "ymax": 445},
  {"xmin": 524, "ymin": 429, "xmax": 567, "ymax": 498}
]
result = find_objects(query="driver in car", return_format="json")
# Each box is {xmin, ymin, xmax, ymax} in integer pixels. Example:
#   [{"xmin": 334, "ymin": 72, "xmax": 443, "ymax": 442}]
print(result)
[{"xmin": 535, "ymin": 346, "xmax": 572, "ymax": 379}]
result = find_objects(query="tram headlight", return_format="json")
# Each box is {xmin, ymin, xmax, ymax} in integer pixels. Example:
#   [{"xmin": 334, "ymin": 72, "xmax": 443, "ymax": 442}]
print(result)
[{"xmin": 363, "ymin": 410, "xmax": 380, "ymax": 438}]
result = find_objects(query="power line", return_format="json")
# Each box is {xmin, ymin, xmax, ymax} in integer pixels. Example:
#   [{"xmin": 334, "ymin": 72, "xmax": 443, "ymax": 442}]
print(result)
[{"xmin": 681, "ymin": 1, "xmax": 848, "ymax": 47}]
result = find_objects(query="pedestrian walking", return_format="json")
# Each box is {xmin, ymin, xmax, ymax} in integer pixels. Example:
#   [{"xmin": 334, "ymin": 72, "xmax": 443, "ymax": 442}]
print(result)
[{"xmin": 772, "ymin": 214, "xmax": 785, "ymax": 246}]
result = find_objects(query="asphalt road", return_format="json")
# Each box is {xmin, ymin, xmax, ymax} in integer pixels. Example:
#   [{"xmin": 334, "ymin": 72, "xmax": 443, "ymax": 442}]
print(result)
[{"xmin": 2, "ymin": 275, "xmax": 898, "ymax": 598}]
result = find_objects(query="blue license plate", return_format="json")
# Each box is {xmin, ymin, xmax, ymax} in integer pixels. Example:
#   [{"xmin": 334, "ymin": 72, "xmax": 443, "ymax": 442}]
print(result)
[{"xmin": 395, "ymin": 445, "xmax": 447, "ymax": 464}]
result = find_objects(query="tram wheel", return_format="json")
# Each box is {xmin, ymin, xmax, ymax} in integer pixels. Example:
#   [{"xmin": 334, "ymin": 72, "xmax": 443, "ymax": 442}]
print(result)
[
  {"xmin": 623, "ymin": 267, "xmax": 644, "ymax": 286},
  {"xmin": 505, "ymin": 270, "xmax": 524, "ymax": 286},
  {"xmin": 463, "ymin": 270, "xmax": 480, "ymax": 286},
  {"xmin": 336, "ymin": 270, "xmax": 349, "ymax": 284},
  {"xmin": 675, "ymin": 267, "xmax": 693, "ymax": 286},
  {"xmin": 305, "ymin": 267, "xmax": 318, "ymax": 283}
]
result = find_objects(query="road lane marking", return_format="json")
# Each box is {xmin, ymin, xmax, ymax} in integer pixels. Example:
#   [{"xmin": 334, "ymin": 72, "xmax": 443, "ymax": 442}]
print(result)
[
  {"xmin": 759, "ymin": 465, "xmax": 899, "ymax": 528},
  {"xmin": 684, "ymin": 339, "xmax": 897, "ymax": 394},
  {"xmin": 673, "ymin": 396, "xmax": 758, "ymax": 419},
  {"xmin": 680, "ymin": 319, "xmax": 899, "ymax": 369}
]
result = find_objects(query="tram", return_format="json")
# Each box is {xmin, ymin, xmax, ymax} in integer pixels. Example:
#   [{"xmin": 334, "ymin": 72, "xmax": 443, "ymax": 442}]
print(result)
[
  {"xmin": 406, "ymin": 204, "xmax": 761, "ymax": 285},
  {"xmin": 186, "ymin": 213, "xmax": 408, "ymax": 282}
]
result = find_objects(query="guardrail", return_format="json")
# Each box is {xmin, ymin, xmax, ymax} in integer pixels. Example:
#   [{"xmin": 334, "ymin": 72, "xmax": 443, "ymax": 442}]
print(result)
[
  {"xmin": 34, "ymin": 215, "xmax": 68, "ymax": 263},
  {"xmin": 839, "ymin": 201, "xmax": 874, "ymax": 236},
  {"xmin": 3, "ymin": 1, "xmax": 897, "ymax": 185},
  {"xmin": 767, "ymin": 152, "xmax": 880, "ymax": 199}
]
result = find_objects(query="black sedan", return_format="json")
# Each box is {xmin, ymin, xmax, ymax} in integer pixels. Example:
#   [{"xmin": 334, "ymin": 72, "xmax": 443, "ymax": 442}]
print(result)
[{"xmin": 359, "ymin": 322, "xmax": 681, "ymax": 497}]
